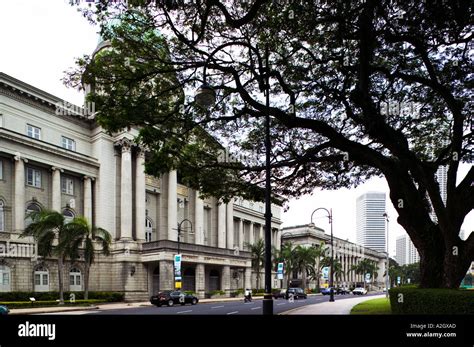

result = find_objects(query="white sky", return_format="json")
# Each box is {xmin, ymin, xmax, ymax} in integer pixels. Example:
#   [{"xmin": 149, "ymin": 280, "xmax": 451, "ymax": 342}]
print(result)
[{"xmin": 0, "ymin": 0, "xmax": 472, "ymax": 256}]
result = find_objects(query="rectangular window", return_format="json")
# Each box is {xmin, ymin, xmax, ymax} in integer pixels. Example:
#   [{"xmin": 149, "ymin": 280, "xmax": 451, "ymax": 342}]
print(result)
[
  {"xmin": 69, "ymin": 275, "xmax": 74, "ymax": 286},
  {"xmin": 61, "ymin": 136, "xmax": 76, "ymax": 151},
  {"xmin": 34, "ymin": 274, "xmax": 41, "ymax": 285},
  {"xmin": 0, "ymin": 160, "xmax": 3, "ymax": 179},
  {"xmin": 27, "ymin": 124, "xmax": 41, "ymax": 139},
  {"xmin": 61, "ymin": 177, "xmax": 74, "ymax": 195},
  {"xmin": 42, "ymin": 274, "xmax": 48, "ymax": 286},
  {"xmin": 2, "ymin": 273, "xmax": 9, "ymax": 285},
  {"xmin": 26, "ymin": 168, "xmax": 41, "ymax": 188}
]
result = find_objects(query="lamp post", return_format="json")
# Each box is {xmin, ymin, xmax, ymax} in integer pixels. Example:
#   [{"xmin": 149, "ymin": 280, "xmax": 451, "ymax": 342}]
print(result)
[
  {"xmin": 383, "ymin": 213, "xmax": 389, "ymax": 299},
  {"xmin": 310, "ymin": 207, "xmax": 335, "ymax": 302},
  {"xmin": 175, "ymin": 219, "xmax": 192, "ymax": 290},
  {"xmin": 194, "ymin": 42, "xmax": 273, "ymax": 315}
]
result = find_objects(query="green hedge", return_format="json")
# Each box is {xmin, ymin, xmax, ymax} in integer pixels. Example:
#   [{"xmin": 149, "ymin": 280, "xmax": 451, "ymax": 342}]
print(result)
[
  {"xmin": 389, "ymin": 287, "xmax": 474, "ymax": 314},
  {"xmin": 0, "ymin": 299, "xmax": 103, "ymax": 309},
  {"xmin": 0, "ymin": 291, "xmax": 124, "ymax": 302}
]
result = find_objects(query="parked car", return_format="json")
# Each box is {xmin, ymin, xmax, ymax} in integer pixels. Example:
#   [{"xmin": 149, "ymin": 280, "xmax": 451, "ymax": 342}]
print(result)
[
  {"xmin": 320, "ymin": 287, "xmax": 333, "ymax": 295},
  {"xmin": 286, "ymin": 288, "xmax": 307, "ymax": 299},
  {"xmin": 352, "ymin": 287, "xmax": 368, "ymax": 295},
  {"xmin": 0, "ymin": 305, "xmax": 9, "ymax": 315},
  {"xmin": 273, "ymin": 289, "xmax": 287, "ymax": 299},
  {"xmin": 150, "ymin": 290, "xmax": 199, "ymax": 307}
]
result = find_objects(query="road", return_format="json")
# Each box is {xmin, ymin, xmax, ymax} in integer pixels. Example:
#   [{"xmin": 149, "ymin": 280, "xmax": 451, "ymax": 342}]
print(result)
[{"xmin": 54, "ymin": 292, "xmax": 383, "ymax": 315}]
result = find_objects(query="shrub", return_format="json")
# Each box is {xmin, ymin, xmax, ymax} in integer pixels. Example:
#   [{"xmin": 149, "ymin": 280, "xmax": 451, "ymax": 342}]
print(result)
[
  {"xmin": 0, "ymin": 291, "xmax": 124, "ymax": 302},
  {"xmin": 389, "ymin": 287, "xmax": 474, "ymax": 314},
  {"xmin": 208, "ymin": 290, "xmax": 225, "ymax": 296},
  {"xmin": 183, "ymin": 291, "xmax": 196, "ymax": 295},
  {"xmin": 0, "ymin": 299, "xmax": 103, "ymax": 309}
]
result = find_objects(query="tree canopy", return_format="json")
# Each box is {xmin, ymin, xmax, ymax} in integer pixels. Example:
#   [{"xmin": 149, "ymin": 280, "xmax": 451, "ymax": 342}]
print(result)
[{"xmin": 65, "ymin": 0, "xmax": 473, "ymax": 288}]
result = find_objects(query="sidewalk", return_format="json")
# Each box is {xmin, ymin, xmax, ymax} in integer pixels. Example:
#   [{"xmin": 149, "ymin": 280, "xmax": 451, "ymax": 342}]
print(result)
[
  {"xmin": 9, "ymin": 293, "xmax": 321, "ymax": 315},
  {"xmin": 281, "ymin": 294, "xmax": 386, "ymax": 315}
]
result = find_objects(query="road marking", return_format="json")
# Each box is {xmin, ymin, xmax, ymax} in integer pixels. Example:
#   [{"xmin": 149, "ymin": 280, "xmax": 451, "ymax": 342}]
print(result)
[
  {"xmin": 251, "ymin": 307, "xmax": 261, "ymax": 310},
  {"xmin": 244, "ymin": 302, "xmax": 254, "ymax": 304},
  {"xmin": 211, "ymin": 305, "xmax": 225, "ymax": 309},
  {"xmin": 177, "ymin": 310, "xmax": 192, "ymax": 314},
  {"xmin": 277, "ymin": 303, "xmax": 286, "ymax": 306},
  {"xmin": 227, "ymin": 311, "xmax": 239, "ymax": 315}
]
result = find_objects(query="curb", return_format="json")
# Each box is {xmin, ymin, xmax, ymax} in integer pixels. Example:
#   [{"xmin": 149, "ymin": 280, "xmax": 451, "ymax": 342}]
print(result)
[{"xmin": 10, "ymin": 305, "xmax": 100, "ymax": 315}]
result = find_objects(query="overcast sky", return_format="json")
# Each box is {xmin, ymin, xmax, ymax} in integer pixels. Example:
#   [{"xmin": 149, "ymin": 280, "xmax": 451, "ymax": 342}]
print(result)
[{"xmin": 1, "ymin": 0, "xmax": 472, "ymax": 256}]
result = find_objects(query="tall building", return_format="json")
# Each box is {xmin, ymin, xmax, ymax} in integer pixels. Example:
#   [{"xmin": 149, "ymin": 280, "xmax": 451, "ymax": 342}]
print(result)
[
  {"xmin": 429, "ymin": 165, "xmax": 448, "ymax": 223},
  {"xmin": 356, "ymin": 192, "xmax": 386, "ymax": 253},
  {"xmin": 0, "ymin": 72, "xmax": 282, "ymax": 299},
  {"xmin": 395, "ymin": 236, "xmax": 407, "ymax": 266},
  {"xmin": 395, "ymin": 234, "xmax": 419, "ymax": 265}
]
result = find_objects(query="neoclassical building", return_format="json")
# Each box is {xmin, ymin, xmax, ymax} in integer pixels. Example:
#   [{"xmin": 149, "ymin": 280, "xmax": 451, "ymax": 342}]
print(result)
[
  {"xmin": 0, "ymin": 72, "xmax": 282, "ymax": 300},
  {"xmin": 281, "ymin": 224, "xmax": 388, "ymax": 289}
]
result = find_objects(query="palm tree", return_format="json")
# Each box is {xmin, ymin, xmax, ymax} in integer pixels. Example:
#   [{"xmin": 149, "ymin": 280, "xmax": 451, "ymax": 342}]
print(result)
[
  {"xmin": 294, "ymin": 245, "xmax": 315, "ymax": 290},
  {"xmin": 245, "ymin": 239, "xmax": 265, "ymax": 290},
  {"xmin": 280, "ymin": 242, "xmax": 298, "ymax": 288},
  {"xmin": 21, "ymin": 210, "xmax": 72, "ymax": 304},
  {"xmin": 350, "ymin": 259, "xmax": 379, "ymax": 289},
  {"xmin": 307, "ymin": 243, "xmax": 328, "ymax": 291},
  {"xmin": 332, "ymin": 259, "xmax": 344, "ymax": 286},
  {"xmin": 62, "ymin": 216, "xmax": 111, "ymax": 300}
]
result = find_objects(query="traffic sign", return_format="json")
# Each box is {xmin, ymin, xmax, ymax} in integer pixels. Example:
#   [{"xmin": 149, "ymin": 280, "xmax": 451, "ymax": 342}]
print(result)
[
  {"xmin": 322, "ymin": 267, "xmax": 329, "ymax": 280},
  {"xmin": 277, "ymin": 262, "xmax": 284, "ymax": 280},
  {"xmin": 365, "ymin": 273, "xmax": 371, "ymax": 283}
]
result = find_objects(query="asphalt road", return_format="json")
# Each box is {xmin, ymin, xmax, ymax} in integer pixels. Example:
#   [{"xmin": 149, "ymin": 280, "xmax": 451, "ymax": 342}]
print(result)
[{"xmin": 81, "ymin": 292, "xmax": 383, "ymax": 315}]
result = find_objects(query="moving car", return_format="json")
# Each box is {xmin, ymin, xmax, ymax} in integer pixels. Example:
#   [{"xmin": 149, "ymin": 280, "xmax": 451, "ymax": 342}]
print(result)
[
  {"xmin": 150, "ymin": 290, "xmax": 199, "ymax": 307},
  {"xmin": 320, "ymin": 287, "xmax": 333, "ymax": 295},
  {"xmin": 321, "ymin": 287, "xmax": 349, "ymax": 295},
  {"xmin": 352, "ymin": 287, "xmax": 368, "ymax": 295},
  {"xmin": 0, "ymin": 305, "xmax": 9, "ymax": 315},
  {"xmin": 273, "ymin": 289, "xmax": 287, "ymax": 299},
  {"xmin": 286, "ymin": 288, "xmax": 307, "ymax": 299}
]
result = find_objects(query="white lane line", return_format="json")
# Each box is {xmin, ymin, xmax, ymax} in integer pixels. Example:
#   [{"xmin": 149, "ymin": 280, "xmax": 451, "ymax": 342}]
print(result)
[
  {"xmin": 227, "ymin": 311, "xmax": 239, "ymax": 315},
  {"xmin": 244, "ymin": 302, "xmax": 254, "ymax": 304},
  {"xmin": 211, "ymin": 305, "xmax": 225, "ymax": 309},
  {"xmin": 251, "ymin": 307, "xmax": 261, "ymax": 310},
  {"xmin": 276, "ymin": 303, "xmax": 286, "ymax": 306},
  {"xmin": 177, "ymin": 310, "xmax": 192, "ymax": 314}
]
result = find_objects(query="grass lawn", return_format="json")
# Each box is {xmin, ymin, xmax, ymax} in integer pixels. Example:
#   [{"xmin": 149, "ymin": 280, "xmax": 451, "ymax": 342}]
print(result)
[{"xmin": 350, "ymin": 297, "xmax": 391, "ymax": 315}]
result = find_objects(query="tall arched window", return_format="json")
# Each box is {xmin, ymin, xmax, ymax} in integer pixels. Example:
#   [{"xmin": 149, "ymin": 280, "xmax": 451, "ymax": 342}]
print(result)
[
  {"xmin": 145, "ymin": 217, "xmax": 154, "ymax": 242},
  {"xmin": 0, "ymin": 265, "xmax": 11, "ymax": 292},
  {"xmin": 25, "ymin": 202, "xmax": 41, "ymax": 228},
  {"xmin": 62, "ymin": 209, "xmax": 75, "ymax": 224},
  {"xmin": 0, "ymin": 200, "xmax": 5, "ymax": 232}
]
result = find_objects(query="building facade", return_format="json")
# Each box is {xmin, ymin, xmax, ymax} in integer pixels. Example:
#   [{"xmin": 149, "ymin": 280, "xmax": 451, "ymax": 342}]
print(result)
[
  {"xmin": 356, "ymin": 192, "xmax": 387, "ymax": 253},
  {"xmin": 0, "ymin": 72, "xmax": 282, "ymax": 300},
  {"xmin": 395, "ymin": 234, "xmax": 419, "ymax": 266},
  {"xmin": 281, "ymin": 224, "xmax": 387, "ymax": 289}
]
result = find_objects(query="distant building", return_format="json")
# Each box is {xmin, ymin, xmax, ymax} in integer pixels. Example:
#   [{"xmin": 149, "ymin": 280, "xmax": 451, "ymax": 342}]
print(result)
[
  {"xmin": 395, "ymin": 234, "xmax": 419, "ymax": 265},
  {"xmin": 356, "ymin": 192, "xmax": 386, "ymax": 253},
  {"xmin": 429, "ymin": 165, "xmax": 448, "ymax": 223}
]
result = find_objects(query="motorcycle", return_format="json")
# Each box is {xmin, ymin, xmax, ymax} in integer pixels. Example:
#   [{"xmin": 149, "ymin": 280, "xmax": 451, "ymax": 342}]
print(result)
[{"xmin": 244, "ymin": 294, "xmax": 252, "ymax": 302}]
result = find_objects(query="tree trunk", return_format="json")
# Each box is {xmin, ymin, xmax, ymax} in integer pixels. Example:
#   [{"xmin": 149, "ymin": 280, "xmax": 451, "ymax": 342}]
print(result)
[
  {"xmin": 84, "ymin": 260, "xmax": 90, "ymax": 300},
  {"xmin": 57, "ymin": 256, "xmax": 64, "ymax": 305}
]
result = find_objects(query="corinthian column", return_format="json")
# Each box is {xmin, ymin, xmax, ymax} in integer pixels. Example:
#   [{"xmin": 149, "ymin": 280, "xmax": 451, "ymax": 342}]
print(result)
[
  {"xmin": 168, "ymin": 170, "xmax": 178, "ymax": 241},
  {"xmin": 194, "ymin": 190, "xmax": 204, "ymax": 245},
  {"xmin": 14, "ymin": 155, "xmax": 27, "ymax": 232},
  {"xmin": 51, "ymin": 167, "xmax": 62, "ymax": 212},
  {"xmin": 226, "ymin": 200, "xmax": 234, "ymax": 249},
  {"xmin": 83, "ymin": 176, "xmax": 93, "ymax": 223},
  {"xmin": 217, "ymin": 201, "xmax": 226, "ymax": 248},
  {"xmin": 120, "ymin": 140, "xmax": 133, "ymax": 239},
  {"xmin": 135, "ymin": 149, "xmax": 146, "ymax": 242}
]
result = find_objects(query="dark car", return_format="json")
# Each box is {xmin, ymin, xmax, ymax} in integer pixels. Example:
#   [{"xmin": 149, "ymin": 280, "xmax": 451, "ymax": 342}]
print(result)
[
  {"xmin": 273, "ymin": 289, "xmax": 286, "ymax": 299},
  {"xmin": 285, "ymin": 288, "xmax": 307, "ymax": 300},
  {"xmin": 0, "ymin": 305, "xmax": 9, "ymax": 315},
  {"xmin": 150, "ymin": 291, "xmax": 199, "ymax": 307}
]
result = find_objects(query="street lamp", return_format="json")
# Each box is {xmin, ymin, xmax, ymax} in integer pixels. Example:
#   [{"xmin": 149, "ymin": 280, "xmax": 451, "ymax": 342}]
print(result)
[
  {"xmin": 194, "ymin": 42, "xmax": 273, "ymax": 315},
  {"xmin": 383, "ymin": 213, "xmax": 389, "ymax": 299},
  {"xmin": 174, "ymin": 219, "xmax": 192, "ymax": 290},
  {"xmin": 177, "ymin": 219, "xmax": 193, "ymax": 255},
  {"xmin": 310, "ymin": 207, "xmax": 335, "ymax": 302}
]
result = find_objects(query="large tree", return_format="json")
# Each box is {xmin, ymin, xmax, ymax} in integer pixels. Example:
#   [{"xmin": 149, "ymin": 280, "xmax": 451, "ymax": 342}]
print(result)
[{"xmin": 66, "ymin": 0, "xmax": 473, "ymax": 288}]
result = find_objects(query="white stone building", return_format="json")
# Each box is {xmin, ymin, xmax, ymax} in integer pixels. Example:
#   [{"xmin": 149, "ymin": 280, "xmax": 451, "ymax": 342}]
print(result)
[
  {"xmin": 281, "ymin": 224, "xmax": 387, "ymax": 289},
  {"xmin": 0, "ymin": 72, "xmax": 282, "ymax": 300}
]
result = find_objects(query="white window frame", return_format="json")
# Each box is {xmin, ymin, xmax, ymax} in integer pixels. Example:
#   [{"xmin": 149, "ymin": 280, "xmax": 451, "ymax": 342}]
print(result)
[
  {"xmin": 69, "ymin": 268, "xmax": 82, "ymax": 291},
  {"xmin": 26, "ymin": 167, "xmax": 41, "ymax": 188},
  {"xmin": 61, "ymin": 136, "xmax": 76, "ymax": 151},
  {"xmin": 34, "ymin": 268, "xmax": 49, "ymax": 292},
  {"xmin": 0, "ymin": 265, "xmax": 11, "ymax": 292},
  {"xmin": 27, "ymin": 124, "xmax": 41, "ymax": 140},
  {"xmin": 0, "ymin": 200, "xmax": 4, "ymax": 232},
  {"xmin": 145, "ymin": 218, "xmax": 153, "ymax": 242},
  {"xmin": 61, "ymin": 177, "xmax": 74, "ymax": 195}
]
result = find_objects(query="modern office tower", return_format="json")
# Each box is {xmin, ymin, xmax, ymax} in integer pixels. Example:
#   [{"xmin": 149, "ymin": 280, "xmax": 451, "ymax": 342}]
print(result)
[
  {"xmin": 395, "ymin": 234, "xmax": 420, "ymax": 265},
  {"xmin": 356, "ymin": 192, "xmax": 387, "ymax": 252}
]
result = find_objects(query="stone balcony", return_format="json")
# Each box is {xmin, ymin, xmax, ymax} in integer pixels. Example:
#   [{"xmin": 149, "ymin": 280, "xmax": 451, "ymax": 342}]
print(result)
[{"xmin": 142, "ymin": 240, "xmax": 252, "ymax": 260}]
